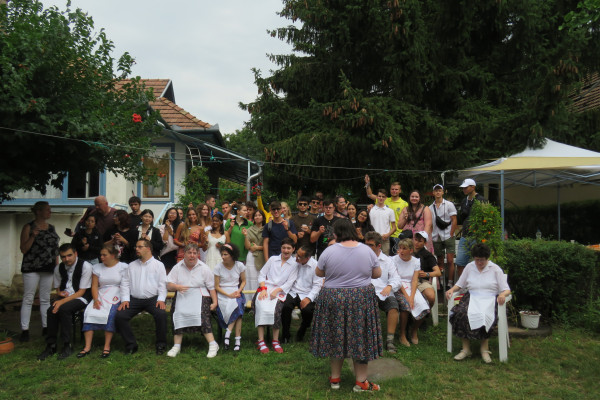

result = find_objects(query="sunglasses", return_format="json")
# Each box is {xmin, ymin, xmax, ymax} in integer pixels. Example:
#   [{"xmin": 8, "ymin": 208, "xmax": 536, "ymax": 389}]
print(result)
[{"xmin": 298, "ymin": 202, "xmax": 308, "ymax": 206}]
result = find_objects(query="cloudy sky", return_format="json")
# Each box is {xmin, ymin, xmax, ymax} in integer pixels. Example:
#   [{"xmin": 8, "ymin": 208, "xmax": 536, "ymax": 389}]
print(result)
[{"xmin": 44, "ymin": 0, "xmax": 295, "ymax": 134}]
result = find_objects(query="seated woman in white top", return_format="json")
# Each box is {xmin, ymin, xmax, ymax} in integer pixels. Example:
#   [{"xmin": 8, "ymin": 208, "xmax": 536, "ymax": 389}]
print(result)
[{"xmin": 446, "ymin": 243, "xmax": 510, "ymax": 364}]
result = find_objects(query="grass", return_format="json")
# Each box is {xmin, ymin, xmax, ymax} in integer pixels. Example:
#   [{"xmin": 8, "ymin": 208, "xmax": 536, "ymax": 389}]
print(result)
[{"xmin": 0, "ymin": 312, "xmax": 599, "ymax": 400}]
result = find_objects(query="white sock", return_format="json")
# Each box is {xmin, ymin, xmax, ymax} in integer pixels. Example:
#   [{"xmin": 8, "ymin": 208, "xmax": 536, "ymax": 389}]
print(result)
[
  {"xmin": 224, "ymin": 329, "xmax": 232, "ymax": 344},
  {"xmin": 173, "ymin": 344, "xmax": 181, "ymax": 349},
  {"xmin": 209, "ymin": 340, "xmax": 217, "ymax": 346},
  {"xmin": 235, "ymin": 336, "xmax": 241, "ymax": 346}
]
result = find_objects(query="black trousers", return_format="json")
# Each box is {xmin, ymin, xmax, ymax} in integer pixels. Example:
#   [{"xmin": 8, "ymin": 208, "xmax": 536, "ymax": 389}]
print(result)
[
  {"xmin": 46, "ymin": 298, "xmax": 87, "ymax": 345},
  {"xmin": 115, "ymin": 296, "xmax": 167, "ymax": 350},
  {"xmin": 281, "ymin": 294, "xmax": 315, "ymax": 340}
]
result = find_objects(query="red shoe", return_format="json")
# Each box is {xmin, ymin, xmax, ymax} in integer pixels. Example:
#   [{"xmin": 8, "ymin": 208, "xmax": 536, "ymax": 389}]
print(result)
[
  {"xmin": 257, "ymin": 340, "xmax": 269, "ymax": 354},
  {"xmin": 271, "ymin": 340, "xmax": 284, "ymax": 353},
  {"xmin": 329, "ymin": 377, "xmax": 341, "ymax": 390},
  {"xmin": 353, "ymin": 380, "xmax": 380, "ymax": 392}
]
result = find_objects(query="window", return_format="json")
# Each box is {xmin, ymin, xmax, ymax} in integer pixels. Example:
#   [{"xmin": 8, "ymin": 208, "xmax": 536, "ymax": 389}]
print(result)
[
  {"xmin": 67, "ymin": 170, "xmax": 100, "ymax": 199},
  {"xmin": 143, "ymin": 147, "xmax": 171, "ymax": 199}
]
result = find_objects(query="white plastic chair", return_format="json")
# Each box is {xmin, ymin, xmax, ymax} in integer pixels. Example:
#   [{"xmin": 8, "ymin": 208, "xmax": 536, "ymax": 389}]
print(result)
[
  {"xmin": 431, "ymin": 276, "xmax": 439, "ymax": 326},
  {"xmin": 447, "ymin": 290, "xmax": 512, "ymax": 362}
]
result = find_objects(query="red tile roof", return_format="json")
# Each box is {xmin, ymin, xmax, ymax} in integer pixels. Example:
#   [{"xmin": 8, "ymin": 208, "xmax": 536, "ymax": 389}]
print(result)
[
  {"xmin": 116, "ymin": 78, "xmax": 213, "ymax": 130},
  {"xmin": 150, "ymin": 97, "xmax": 212, "ymax": 130},
  {"xmin": 569, "ymin": 73, "xmax": 600, "ymax": 113}
]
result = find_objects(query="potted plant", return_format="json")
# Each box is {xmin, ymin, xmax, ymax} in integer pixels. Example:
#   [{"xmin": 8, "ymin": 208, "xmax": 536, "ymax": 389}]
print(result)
[
  {"xmin": 519, "ymin": 309, "xmax": 542, "ymax": 329},
  {"xmin": 0, "ymin": 337, "xmax": 14, "ymax": 355}
]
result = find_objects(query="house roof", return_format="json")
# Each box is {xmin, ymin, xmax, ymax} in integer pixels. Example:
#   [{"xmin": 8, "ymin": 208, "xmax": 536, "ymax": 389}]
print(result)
[
  {"xmin": 151, "ymin": 97, "xmax": 212, "ymax": 130},
  {"xmin": 569, "ymin": 73, "xmax": 600, "ymax": 113}
]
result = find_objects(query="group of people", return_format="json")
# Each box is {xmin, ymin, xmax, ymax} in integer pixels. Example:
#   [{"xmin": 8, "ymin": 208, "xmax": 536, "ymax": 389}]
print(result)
[{"xmin": 18, "ymin": 176, "xmax": 510, "ymax": 392}]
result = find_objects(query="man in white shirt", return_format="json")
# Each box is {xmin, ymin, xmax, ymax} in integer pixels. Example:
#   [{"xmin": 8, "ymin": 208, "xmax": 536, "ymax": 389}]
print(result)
[
  {"xmin": 368, "ymin": 189, "xmax": 397, "ymax": 256},
  {"xmin": 37, "ymin": 243, "xmax": 92, "ymax": 360},
  {"xmin": 429, "ymin": 184, "xmax": 457, "ymax": 288},
  {"xmin": 365, "ymin": 232, "xmax": 401, "ymax": 353},
  {"xmin": 281, "ymin": 246, "xmax": 324, "ymax": 343},
  {"xmin": 115, "ymin": 239, "xmax": 168, "ymax": 355}
]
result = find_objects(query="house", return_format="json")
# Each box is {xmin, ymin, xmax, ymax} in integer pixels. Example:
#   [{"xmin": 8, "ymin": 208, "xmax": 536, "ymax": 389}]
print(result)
[{"xmin": 0, "ymin": 79, "xmax": 261, "ymax": 296}]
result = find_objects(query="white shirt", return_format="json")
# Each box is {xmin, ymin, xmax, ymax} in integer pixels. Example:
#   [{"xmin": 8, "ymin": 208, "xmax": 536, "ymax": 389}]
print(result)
[
  {"xmin": 289, "ymin": 257, "xmax": 323, "ymax": 302},
  {"xmin": 167, "ymin": 259, "xmax": 214, "ymax": 297},
  {"xmin": 258, "ymin": 254, "xmax": 299, "ymax": 296},
  {"xmin": 122, "ymin": 257, "xmax": 167, "ymax": 302},
  {"xmin": 392, "ymin": 255, "xmax": 421, "ymax": 282},
  {"xmin": 53, "ymin": 258, "xmax": 93, "ymax": 304},
  {"xmin": 455, "ymin": 260, "xmax": 510, "ymax": 295},
  {"xmin": 213, "ymin": 261, "xmax": 246, "ymax": 290},
  {"xmin": 429, "ymin": 199, "xmax": 457, "ymax": 241},
  {"xmin": 371, "ymin": 252, "xmax": 401, "ymax": 295},
  {"xmin": 369, "ymin": 204, "xmax": 396, "ymax": 235}
]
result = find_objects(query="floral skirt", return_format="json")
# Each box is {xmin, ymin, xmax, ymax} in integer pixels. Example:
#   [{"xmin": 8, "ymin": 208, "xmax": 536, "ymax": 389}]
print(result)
[
  {"xmin": 171, "ymin": 294, "xmax": 213, "ymax": 335},
  {"xmin": 394, "ymin": 291, "xmax": 431, "ymax": 320},
  {"xmin": 82, "ymin": 302, "xmax": 120, "ymax": 333},
  {"xmin": 310, "ymin": 285, "xmax": 382, "ymax": 362},
  {"xmin": 251, "ymin": 291, "xmax": 284, "ymax": 329},
  {"xmin": 449, "ymin": 292, "xmax": 498, "ymax": 340}
]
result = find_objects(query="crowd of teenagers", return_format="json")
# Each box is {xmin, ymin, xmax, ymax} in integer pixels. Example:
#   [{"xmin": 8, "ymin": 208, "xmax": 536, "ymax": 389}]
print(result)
[{"xmin": 19, "ymin": 176, "xmax": 510, "ymax": 393}]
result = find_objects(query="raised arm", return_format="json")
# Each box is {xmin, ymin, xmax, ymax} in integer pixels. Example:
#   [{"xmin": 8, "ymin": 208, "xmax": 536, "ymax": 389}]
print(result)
[{"xmin": 364, "ymin": 174, "xmax": 377, "ymax": 201}]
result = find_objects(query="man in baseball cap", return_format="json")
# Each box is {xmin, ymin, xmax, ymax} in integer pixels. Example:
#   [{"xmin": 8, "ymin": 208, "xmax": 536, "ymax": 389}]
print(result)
[
  {"xmin": 413, "ymin": 231, "xmax": 440, "ymax": 306},
  {"xmin": 455, "ymin": 178, "xmax": 486, "ymax": 285}
]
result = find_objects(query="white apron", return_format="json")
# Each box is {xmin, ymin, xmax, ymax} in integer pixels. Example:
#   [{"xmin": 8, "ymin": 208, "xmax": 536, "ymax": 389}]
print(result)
[
  {"xmin": 173, "ymin": 288, "xmax": 204, "ymax": 330},
  {"xmin": 83, "ymin": 285, "xmax": 120, "ymax": 325},
  {"xmin": 254, "ymin": 285, "xmax": 284, "ymax": 327},
  {"xmin": 467, "ymin": 291, "xmax": 496, "ymax": 332},
  {"xmin": 217, "ymin": 287, "xmax": 240, "ymax": 325},
  {"xmin": 401, "ymin": 281, "xmax": 430, "ymax": 318}
]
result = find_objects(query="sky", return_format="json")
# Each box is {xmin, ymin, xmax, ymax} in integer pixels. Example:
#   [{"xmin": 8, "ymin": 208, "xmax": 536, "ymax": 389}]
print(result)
[{"xmin": 43, "ymin": 0, "xmax": 295, "ymax": 134}]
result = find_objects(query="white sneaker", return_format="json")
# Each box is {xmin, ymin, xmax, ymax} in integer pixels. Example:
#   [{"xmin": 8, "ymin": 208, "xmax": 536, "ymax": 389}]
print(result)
[
  {"xmin": 167, "ymin": 346, "xmax": 180, "ymax": 358},
  {"xmin": 207, "ymin": 342, "xmax": 219, "ymax": 358}
]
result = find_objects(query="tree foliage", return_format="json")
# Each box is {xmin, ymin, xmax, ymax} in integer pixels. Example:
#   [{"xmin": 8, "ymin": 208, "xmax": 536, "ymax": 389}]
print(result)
[
  {"xmin": 0, "ymin": 0, "xmax": 162, "ymax": 200},
  {"xmin": 238, "ymin": 0, "xmax": 600, "ymax": 196}
]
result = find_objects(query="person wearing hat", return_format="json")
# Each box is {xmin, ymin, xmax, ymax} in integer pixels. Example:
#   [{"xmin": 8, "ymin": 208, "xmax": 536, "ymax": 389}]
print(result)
[
  {"xmin": 429, "ymin": 184, "xmax": 457, "ymax": 288},
  {"xmin": 455, "ymin": 179, "xmax": 486, "ymax": 281},
  {"xmin": 413, "ymin": 231, "xmax": 441, "ymax": 306}
]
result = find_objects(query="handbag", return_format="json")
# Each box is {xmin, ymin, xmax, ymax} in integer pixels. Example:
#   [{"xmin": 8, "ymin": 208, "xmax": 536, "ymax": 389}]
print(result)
[{"xmin": 433, "ymin": 203, "xmax": 451, "ymax": 230}]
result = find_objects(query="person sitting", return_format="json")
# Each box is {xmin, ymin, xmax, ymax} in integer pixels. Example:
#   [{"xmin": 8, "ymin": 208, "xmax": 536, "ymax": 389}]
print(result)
[
  {"xmin": 166, "ymin": 243, "xmax": 219, "ymax": 358},
  {"xmin": 254, "ymin": 238, "xmax": 299, "ymax": 354},
  {"xmin": 412, "ymin": 231, "xmax": 441, "ymax": 306},
  {"xmin": 214, "ymin": 244, "xmax": 246, "ymax": 352},
  {"xmin": 392, "ymin": 238, "xmax": 431, "ymax": 347},
  {"xmin": 37, "ymin": 243, "xmax": 92, "ymax": 360},
  {"xmin": 77, "ymin": 244, "xmax": 128, "ymax": 359},
  {"xmin": 446, "ymin": 243, "xmax": 510, "ymax": 364},
  {"xmin": 115, "ymin": 239, "xmax": 168, "ymax": 355},
  {"xmin": 364, "ymin": 232, "xmax": 401, "ymax": 353},
  {"xmin": 281, "ymin": 246, "xmax": 323, "ymax": 343}
]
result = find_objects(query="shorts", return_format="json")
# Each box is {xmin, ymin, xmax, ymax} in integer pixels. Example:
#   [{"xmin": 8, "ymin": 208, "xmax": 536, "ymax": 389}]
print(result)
[
  {"xmin": 455, "ymin": 237, "xmax": 473, "ymax": 267},
  {"xmin": 417, "ymin": 280, "xmax": 433, "ymax": 293},
  {"xmin": 433, "ymin": 237, "xmax": 456, "ymax": 258},
  {"xmin": 377, "ymin": 296, "xmax": 399, "ymax": 313}
]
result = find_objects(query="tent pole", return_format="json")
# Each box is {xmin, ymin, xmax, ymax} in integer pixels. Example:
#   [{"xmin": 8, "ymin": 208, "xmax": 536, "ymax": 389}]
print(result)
[
  {"xmin": 557, "ymin": 184, "xmax": 561, "ymax": 241},
  {"xmin": 501, "ymin": 170, "xmax": 505, "ymax": 241}
]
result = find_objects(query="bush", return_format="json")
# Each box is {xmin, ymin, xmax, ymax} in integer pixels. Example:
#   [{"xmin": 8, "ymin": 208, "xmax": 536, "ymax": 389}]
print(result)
[
  {"xmin": 504, "ymin": 239, "xmax": 599, "ymax": 329},
  {"xmin": 469, "ymin": 201, "xmax": 505, "ymax": 266}
]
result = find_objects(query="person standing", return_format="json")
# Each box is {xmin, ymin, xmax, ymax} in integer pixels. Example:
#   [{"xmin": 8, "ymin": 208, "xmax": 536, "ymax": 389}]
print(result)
[
  {"xmin": 91, "ymin": 196, "xmax": 117, "ymax": 236},
  {"xmin": 37, "ymin": 244, "xmax": 92, "ymax": 360},
  {"xmin": 365, "ymin": 175, "xmax": 408, "ymax": 253},
  {"xmin": 262, "ymin": 201, "xmax": 298, "ymax": 259},
  {"xmin": 128, "ymin": 196, "xmax": 142, "ymax": 228},
  {"xmin": 19, "ymin": 201, "xmax": 60, "ymax": 342},
  {"xmin": 225, "ymin": 204, "xmax": 252, "ymax": 262},
  {"xmin": 332, "ymin": 195, "xmax": 348, "ymax": 218},
  {"xmin": 311, "ymin": 219, "xmax": 383, "ymax": 392},
  {"xmin": 429, "ymin": 184, "xmax": 457, "ymax": 287},
  {"xmin": 115, "ymin": 239, "xmax": 168, "ymax": 355},
  {"xmin": 291, "ymin": 196, "xmax": 316, "ymax": 253},
  {"xmin": 368, "ymin": 189, "xmax": 397, "ymax": 256},
  {"xmin": 310, "ymin": 200, "xmax": 340, "ymax": 258},
  {"xmin": 455, "ymin": 179, "xmax": 486, "ymax": 282}
]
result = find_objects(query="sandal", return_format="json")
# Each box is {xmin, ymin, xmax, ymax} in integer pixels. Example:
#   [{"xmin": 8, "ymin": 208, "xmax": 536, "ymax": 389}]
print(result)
[
  {"xmin": 100, "ymin": 349, "xmax": 111, "ymax": 359},
  {"xmin": 76, "ymin": 349, "xmax": 91, "ymax": 359},
  {"xmin": 353, "ymin": 380, "xmax": 380, "ymax": 392},
  {"xmin": 257, "ymin": 340, "xmax": 269, "ymax": 354},
  {"xmin": 481, "ymin": 350, "xmax": 492, "ymax": 364},
  {"xmin": 454, "ymin": 349, "xmax": 472, "ymax": 361},
  {"xmin": 329, "ymin": 377, "xmax": 341, "ymax": 390},
  {"xmin": 272, "ymin": 340, "xmax": 284, "ymax": 354}
]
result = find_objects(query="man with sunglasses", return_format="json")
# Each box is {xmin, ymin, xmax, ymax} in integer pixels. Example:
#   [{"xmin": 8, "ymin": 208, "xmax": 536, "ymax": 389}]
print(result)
[
  {"xmin": 291, "ymin": 196, "xmax": 316, "ymax": 253},
  {"xmin": 309, "ymin": 195, "xmax": 322, "ymax": 218},
  {"xmin": 262, "ymin": 201, "xmax": 298, "ymax": 260}
]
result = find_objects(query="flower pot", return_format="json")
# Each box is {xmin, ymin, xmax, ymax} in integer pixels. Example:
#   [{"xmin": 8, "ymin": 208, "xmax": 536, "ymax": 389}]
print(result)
[
  {"xmin": 519, "ymin": 311, "xmax": 541, "ymax": 329},
  {"xmin": 0, "ymin": 337, "xmax": 15, "ymax": 355}
]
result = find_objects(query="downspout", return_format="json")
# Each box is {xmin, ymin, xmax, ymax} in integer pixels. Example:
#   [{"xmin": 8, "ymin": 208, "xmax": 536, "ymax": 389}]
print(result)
[{"xmin": 246, "ymin": 161, "xmax": 263, "ymax": 201}]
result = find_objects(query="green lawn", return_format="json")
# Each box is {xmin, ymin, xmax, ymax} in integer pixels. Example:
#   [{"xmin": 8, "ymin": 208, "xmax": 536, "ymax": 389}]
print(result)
[{"xmin": 0, "ymin": 313, "xmax": 598, "ymax": 400}]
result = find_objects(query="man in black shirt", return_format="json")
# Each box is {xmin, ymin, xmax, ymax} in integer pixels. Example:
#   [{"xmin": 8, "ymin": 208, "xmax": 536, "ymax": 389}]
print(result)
[
  {"xmin": 310, "ymin": 200, "xmax": 339, "ymax": 258},
  {"xmin": 413, "ymin": 231, "xmax": 441, "ymax": 306}
]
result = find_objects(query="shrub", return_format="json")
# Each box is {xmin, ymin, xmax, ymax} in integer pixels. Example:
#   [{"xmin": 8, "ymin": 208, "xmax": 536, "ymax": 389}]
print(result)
[
  {"xmin": 469, "ymin": 201, "xmax": 505, "ymax": 266},
  {"xmin": 504, "ymin": 239, "xmax": 599, "ymax": 328}
]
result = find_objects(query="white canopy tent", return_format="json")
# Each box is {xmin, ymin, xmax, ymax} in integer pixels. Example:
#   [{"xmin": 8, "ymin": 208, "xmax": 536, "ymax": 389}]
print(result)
[{"xmin": 458, "ymin": 138, "xmax": 600, "ymax": 240}]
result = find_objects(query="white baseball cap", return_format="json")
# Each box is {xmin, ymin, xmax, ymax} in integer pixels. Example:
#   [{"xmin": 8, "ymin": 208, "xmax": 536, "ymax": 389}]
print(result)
[
  {"xmin": 415, "ymin": 231, "xmax": 429, "ymax": 242},
  {"xmin": 459, "ymin": 178, "xmax": 476, "ymax": 188},
  {"xmin": 433, "ymin": 184, "xmax": 444, "ymax": 190}
]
